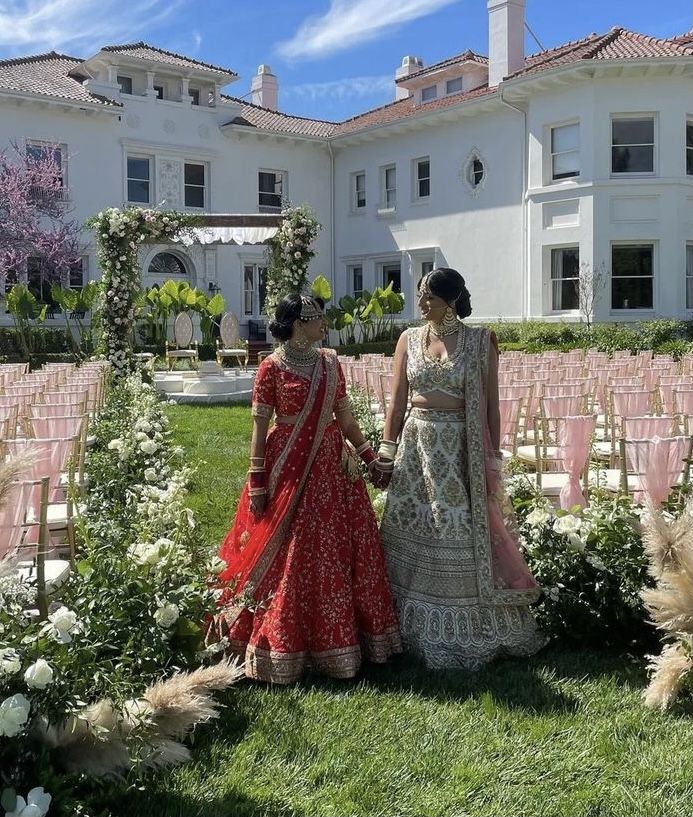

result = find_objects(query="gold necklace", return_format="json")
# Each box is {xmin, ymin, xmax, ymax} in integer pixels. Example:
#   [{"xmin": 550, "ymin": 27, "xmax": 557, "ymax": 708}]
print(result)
[
  {"xmin": 276, "ymin": 342, "xmax": 319, "ymax": 368},
  {"xmin": 428, "ymin": 308, "xmax": 459, "ymax": 338},
  {"xmin": 422, "ymin": 323, "xmax": 465, "ymax": 369}
]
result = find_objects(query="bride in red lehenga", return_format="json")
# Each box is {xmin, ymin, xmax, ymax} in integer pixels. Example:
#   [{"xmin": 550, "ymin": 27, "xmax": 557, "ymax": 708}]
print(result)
[{"xmin": 210, "ymin": 293, "xmax": 401, "ymax": 683}]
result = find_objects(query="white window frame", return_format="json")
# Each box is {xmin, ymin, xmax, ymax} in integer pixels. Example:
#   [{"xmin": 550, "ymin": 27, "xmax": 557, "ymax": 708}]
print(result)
[
  {"xmin": 380, "ymin": 261, "xmax": 402, "ymax": 294},
  {"xmin": 351, "ymin": 171, "xmax": 366, "ymax": 212},
  {"xmin": 117, "ymin": 75, "xmax": 133, "ymax": 95},
  {"xmin": 348, "ymin": 263, "xmax": 364, "ymax": 298},
  {"xmin": 184, "ymin": 161, "xmax": 207, "ymax": 210},
  {"xmin": 153, "ymin": 83, "xmax": 165, "ymax": 100},
  {"xmin": 421, "ymin": 84, "xmax": 437, "ymax": 102},
  {"xmin": 26, "ymin": 140, "xmax": 67, "ymax": 190},
  {"xmin": 610, "ymin": 242, "xmax": 655, "ymax": 312},
  {"xmin": 242, "ymin": 261, "xmax": 268, "ymax": 318},
  {"xmin": 549, "ymin": 121, "xmax": 580, "ymax": 182},
  {"xmin": 549, "ymin": 246, "xmax": 580, "ymax": 312},
  {"xmin": 126, "ymin": 154, "xmax": 153, "ymax": 204},
  {"xmin": 446, "ymin": 77, "xmax": 463, "ymax": 95},
  {"xmin": 413, "ymin": 156, "xmax": 430, "ymax": 201},
  {"xmin": 258, "ymin": 169, "xmax": 286, "ymax": 213},
  {"xmin": 379, "ymin": 164, "xmax": 396, "ymax": 212},
  {"xmin": 189, "ymin": 87, "xmax": 201, "ymax": 106},
  {"xmin": 686, "ymin": 243, "xmax": 693, "ymax": 310},
  {"xmin": 687, "ymin": 119, "xmax": 693, "ymax": 177},
  {"xmin": 69, "ymin": 256, "xmax": 88, "ymax": 289},
  {"xmin": 611, "ymin": 114, "xmax": 656, "ymax": 177}
]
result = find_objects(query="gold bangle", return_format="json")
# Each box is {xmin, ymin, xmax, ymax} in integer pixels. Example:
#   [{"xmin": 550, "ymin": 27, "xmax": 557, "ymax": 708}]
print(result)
[{"xmin": 248, "ymin": 488, "xmax": 267, "ymax": 496}]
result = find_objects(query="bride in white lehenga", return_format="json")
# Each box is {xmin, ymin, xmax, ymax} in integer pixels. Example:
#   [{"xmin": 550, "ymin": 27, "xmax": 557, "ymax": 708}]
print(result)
[{"xmin": 373, "ymin": 267, "xmax": 545, "ymax": 670}]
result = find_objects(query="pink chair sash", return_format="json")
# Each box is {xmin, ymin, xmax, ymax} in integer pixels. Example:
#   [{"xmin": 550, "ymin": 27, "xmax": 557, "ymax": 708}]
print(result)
[
  {"xmin": 558, "ymin": 415, "xmax": 595, "ymax": 510},
  {"xmin": 623, "ymin": 416, "xmax": 675, "ymax": 439},
  {"xmin": 541, "ymin": 395, "xmax": 583, "ymax": 418},
  {"xmin": 30, "ymin": 416, "xmax": 84, "ymax": 440},
  {"xmin": 612, "ymin": 390, "xmax": 651, "ymax": 418},
  {"xmin": 625, "ymin": 436, "xmax": 689, "ymax": 505}
]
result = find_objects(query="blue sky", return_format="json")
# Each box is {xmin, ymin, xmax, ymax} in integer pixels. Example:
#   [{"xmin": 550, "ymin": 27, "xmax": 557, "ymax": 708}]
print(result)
[{"xmin": 0, "ymin": 0, "xmax": 691, "ymax": 121}]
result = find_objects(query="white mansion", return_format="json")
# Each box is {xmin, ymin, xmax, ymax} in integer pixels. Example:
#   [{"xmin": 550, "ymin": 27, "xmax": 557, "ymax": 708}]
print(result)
[{"xmin": 3, "ymin": 0, "xmax": 693, "ymax": 332}]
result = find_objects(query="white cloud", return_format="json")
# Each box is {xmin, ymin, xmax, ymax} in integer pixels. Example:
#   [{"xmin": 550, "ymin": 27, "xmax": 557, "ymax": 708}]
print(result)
[
  {"xmin": 0, "ymin": 0, "xmax": 184, "ymax": 55},
  {"xmin": 192, "ymin": 31, "xmax": 203, "ymax": 52},
  {"xmin": 284, "ymin": 74, "xmax": 393, "ymax": 102},
  {"xmin": 276, "ymin": 0, "xmax": 460, "ymax": 60}
]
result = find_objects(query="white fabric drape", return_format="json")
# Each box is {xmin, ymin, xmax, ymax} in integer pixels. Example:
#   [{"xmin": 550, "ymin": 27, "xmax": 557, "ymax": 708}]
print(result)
[{"xmin": 176, "ymin": 226, "xmax": 278, "ymax": 247}]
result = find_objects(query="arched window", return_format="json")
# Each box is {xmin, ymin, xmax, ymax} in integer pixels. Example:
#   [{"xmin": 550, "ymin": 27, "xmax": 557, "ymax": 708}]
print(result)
[
  {"xmin": 468, "ymin": 158, "xmax": 485, "ymax": 188},
  {"xmin": 148, "ymin": 252, "xmax": 187, "ymax": 277},
  {"xmin": 461, "ymin": 149, "xmax": 487, "ymax": 196}
]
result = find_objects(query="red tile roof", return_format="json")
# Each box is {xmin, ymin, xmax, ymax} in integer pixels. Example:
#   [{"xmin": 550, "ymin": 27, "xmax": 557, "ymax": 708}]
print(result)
[
  {"xmin": 333, "ymin": 83, "xmax": 493, "ymax": 136},
  {"xmin": 509, "ymin": 27, "xmax": 693, "ymax": 79},
  {"xmin": 100, "ymin": 42, "xmax": 237, "ymax": 78},
  {"xmin": 395, "ymin": 49, "xmax": 488, "ymax": 83},
  {"xmin": 222, "ymin": 96, "xmax": 337, "ymax": 138},
  {"xmin": 0, "ymin": 51, "xmax": 121, "ymax": 107}
]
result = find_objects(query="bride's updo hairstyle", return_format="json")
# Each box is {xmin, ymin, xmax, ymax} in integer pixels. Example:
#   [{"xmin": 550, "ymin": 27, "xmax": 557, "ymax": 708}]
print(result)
[
  {"xmin": 268, "ymin": 293, "xmax": 325, "ymax": 342},
  {"xmin": 420, "ymin": 267, "xmax": 472, "ymax": 318}
]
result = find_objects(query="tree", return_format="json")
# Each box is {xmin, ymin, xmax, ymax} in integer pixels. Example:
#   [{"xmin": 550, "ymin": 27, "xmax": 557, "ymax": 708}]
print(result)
[
  {"xmin": 577, "ymin": 261, "xmax": 608, "ymax": 331},
  {"xmin": 0, "ymin": 142, "xmax": 82, "ymax": 294}
]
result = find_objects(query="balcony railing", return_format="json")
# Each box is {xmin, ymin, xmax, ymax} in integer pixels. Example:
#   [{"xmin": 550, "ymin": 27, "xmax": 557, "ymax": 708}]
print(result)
[{"xmin": 29, "ymin": 185, "xmax": 70, "ymax": 203}]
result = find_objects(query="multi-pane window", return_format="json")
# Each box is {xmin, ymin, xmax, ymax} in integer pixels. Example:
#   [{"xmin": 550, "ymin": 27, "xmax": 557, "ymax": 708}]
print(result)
[
  {"xmin": 382, "ymin": 262, "xmax": 401, "ymax": 293},
  {"xmin": 421, "ymin": 85, "xmax": 437, "ymax": 102},
  {"xmin": 551, "ymin": 123, "xmax": 580, "ymax": 180},
  {"xmin": 352, "ymin": 172, "xmax": 366, "ymax": 210},
  {"xmin": 27, "ymin": 142, "xmax": 64, "ymax": 187},
  {"xmin": 466, "ymin": 156, "xmax": 485, "ymax": 189},
  {"xmin": 421, "ymin": 261, "xmax": 434, "ymax": 278},
  {"xmin": 127, "ymin": 156, "xmax": 151, "ymax": 203},
  {"xmin": 611, "ymin": 244, "xmax": 654, "ymax": 310},
  {"xmin": 350, "ymin": 265, "xmax": 364, "ymax": 298},
  {"xmin": 686, "ymin": 244, "xmax": 693, "ymax": 309},
  {"xmin": 258, "ymin": 170, "xmax": 284, "ymax": 212},
  {"xmin": 184, "ymin": 162, "xmax": 205, "ymax": 208},
  {"xmin": 415, "ymin": 157, "xmax": 430, "ymax": 199},
  {"xmin": 69, "ymin": 258, "xmax": 86, "ymax": 289},
  {"xmin": 611, "ymin": 117, "xmax": 655, "ymax": 174},
  {"xmin": 27, "ymin": 257, "xmax": 56, "ymax": 304},
  {"xmin": 117, "ymin": 75, "xmax": 133, "ymax": 94},
  {"xmin": 687, "ymin": 122, "xmax": 693, "ymax": 176},
  {"xmin": 446, "ymin": 77, "xmax": 463, "ymax": 95},
  {"xmin": 243, "ymin": 264, "xmax": 267, "ymax": 316},
  {"xmin": 189, "ymin": 88, "xmax": 200, "ymax": 106},
  {"xmin": 550, "ymin": 247, "xmax": 580, "ymax": 311},
  {"xmin": 381, "ymin": 165, "xmax": 396, "ymax": 209}
]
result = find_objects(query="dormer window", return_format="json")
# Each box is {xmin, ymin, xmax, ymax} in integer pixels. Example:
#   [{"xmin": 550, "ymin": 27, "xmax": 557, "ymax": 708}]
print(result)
[
  {"xmin": 421, "ymin": 85, "xmax": 437, "ymax": 102},
  {"xmin": 446, "ymin": 77, "xmax": 463, "ymax": 95},
  {"xmin": 117, "ymin": 75, "xmax": 133, "ymax": 94}
]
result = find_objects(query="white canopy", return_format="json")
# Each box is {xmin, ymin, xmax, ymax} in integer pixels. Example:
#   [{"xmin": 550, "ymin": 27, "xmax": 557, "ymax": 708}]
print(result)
[{"xmin": 176, "ymin": 226, "xmax": 278, "ymax": 246}]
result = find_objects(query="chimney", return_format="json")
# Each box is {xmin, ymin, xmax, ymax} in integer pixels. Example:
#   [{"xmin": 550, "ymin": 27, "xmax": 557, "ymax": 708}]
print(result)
[
  {"xmin": 487, "ymin": 0, "xmax": 525, "ymax": 87},
  {"xmin": 251, "ymin": 64, "xmax": 278, "ymax": 110},
  {"xmin": 395, "ymin": 55, "xmax": 423, "ymax": 100}
]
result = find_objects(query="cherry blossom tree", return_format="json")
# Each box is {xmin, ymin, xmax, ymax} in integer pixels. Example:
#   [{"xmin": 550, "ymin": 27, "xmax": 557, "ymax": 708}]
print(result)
[{"xmin": 0, "ymin": 142, "xmax": 82, "ymax": 292}]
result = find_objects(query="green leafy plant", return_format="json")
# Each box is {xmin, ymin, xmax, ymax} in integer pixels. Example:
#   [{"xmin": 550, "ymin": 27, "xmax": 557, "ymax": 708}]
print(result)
[
  {"xmin": 5, "ymin": 283, "xmax": 46, "ymax": 357},
  {"xmin": 49, "ymin": 281, "xmax": 99, "ymax": 358}
]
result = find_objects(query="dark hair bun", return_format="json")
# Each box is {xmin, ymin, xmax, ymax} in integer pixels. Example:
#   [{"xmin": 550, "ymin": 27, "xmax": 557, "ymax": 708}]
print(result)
[
  {"xmin": 420, "ymin": 267, "xmax": 472, "ymax": 318},
  {"xmin": 268, "ymin": 293, "xmax": 326, "ymax": 342}
]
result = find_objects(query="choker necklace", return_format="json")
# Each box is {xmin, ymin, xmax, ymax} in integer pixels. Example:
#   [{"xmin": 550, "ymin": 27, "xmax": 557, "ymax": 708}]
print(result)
[
  {"xmin": 277, "ymin": 342, "xmax": 319, "ymax": 367},
  {"xmin": 428, "ymin": 308, "xmax": 459, "ymax": 338}
]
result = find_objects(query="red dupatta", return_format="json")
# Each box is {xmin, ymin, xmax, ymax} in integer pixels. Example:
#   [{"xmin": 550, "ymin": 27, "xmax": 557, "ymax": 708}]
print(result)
[{"xmin": 216, "ymin": 350, "xmax": 339, "ymax": 627}]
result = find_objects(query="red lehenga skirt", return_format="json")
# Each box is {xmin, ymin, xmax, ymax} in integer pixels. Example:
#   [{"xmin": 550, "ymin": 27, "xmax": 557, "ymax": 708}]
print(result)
[{"xmin": 213, "ymin": 420, "xmax": 402, "ymax": 684}]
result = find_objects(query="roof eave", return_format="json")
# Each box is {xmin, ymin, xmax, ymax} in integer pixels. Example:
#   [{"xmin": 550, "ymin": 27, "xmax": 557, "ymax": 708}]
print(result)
[
  {"xmin": 331, "ymin": 90, "xmax": 499, "ymax": 143},
  {"xmin": 0, "ymin": 86, "xmax": 122, "ymax": 112},
  {"xmin": 83, "ymin": 50, "xmax": 237, "ymax": 83},
  {"xmin": 396, "ymin": 59, "xmax": 489, "ymax": 87},
  {"xmin": 220, "ymin": 121, "xmax": 332, "ymax": 144}
]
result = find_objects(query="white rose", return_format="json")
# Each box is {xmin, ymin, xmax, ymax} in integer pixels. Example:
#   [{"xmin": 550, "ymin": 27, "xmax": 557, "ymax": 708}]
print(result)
[
  {"xmin": 127, "ymin": 541, "xmax": 161, "ymax": 566},
  {"xmin": 144, "ymin": 468, "xmax": 158, "ymax": 482},
  {"xmin": 0, "ymin": 648, "xmax": 21, "ymax": 676},
  {"xmin": 136, "ymin": 431, "xmax": 148, "ymax": 442},
  {"xmin": 5, "ymin": 787, "xmax": 52, "ymax": 817},
  {"xmin": 526, "ymin": 507, "xmax": 551, "ymax": 527},
  {"xmin": 140, "ymin": 440, "xmax": 158, "ymax": 455},
  {"xmin": 0, "ymin": 693, "xmax": 30, "ymax": 737},
  {"xmin": 207, "ymin": 556, "xmax": 226, "ymax": 574},
  {"xmin": 107, "ymin": 439, "xmax": 122, "ymax": 451},
  {"xmin": 47, "ymin": 606, "xmax": 79, "ymax": 644},
  {"xmin": 24, "ymin": 659, "xmax": 54, "ymax": 690},
  {"xmin": 136, "ymin": 420, "xmax": 152, "ymax": 432},
  {"xmin": 553, "ymin": 515, "xmax": 582, "ymax": 536},
  {"xmin": 154, "ymin": 603, "xmax": 180, "ymax": 629}
]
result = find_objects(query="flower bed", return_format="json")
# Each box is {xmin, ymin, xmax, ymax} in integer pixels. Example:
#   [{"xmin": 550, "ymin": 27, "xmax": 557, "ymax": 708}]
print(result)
[{"xmin": 0, "ymin": 373, "xmax": 229, "ymax": 815}]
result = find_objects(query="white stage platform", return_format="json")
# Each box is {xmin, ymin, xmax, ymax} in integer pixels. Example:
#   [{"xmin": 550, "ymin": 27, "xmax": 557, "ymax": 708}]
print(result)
[{"xmin": 153, "ymin": 362, "xmax": 256, "ymax": 404}]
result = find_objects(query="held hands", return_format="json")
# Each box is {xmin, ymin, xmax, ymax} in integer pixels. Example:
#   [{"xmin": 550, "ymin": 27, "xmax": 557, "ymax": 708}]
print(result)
[{"xmin": 370, "ymin": 458, "xmax": 393, "ymax": 489}]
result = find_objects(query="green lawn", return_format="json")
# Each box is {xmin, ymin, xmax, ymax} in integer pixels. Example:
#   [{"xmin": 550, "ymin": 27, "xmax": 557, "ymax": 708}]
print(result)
[{"xmin": 109, "ymin": 405, "xmax": 693, "ymax": 817}]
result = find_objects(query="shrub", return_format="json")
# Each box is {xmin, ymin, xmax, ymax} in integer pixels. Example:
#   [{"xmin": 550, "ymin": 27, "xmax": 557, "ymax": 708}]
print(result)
[
  {"xmin": 335, "ymin": 338, "xmax": 400, "ymax": 357},
  {"xmin": 509, "ymin": 479, "xmax": 656, "ymax": 649}
]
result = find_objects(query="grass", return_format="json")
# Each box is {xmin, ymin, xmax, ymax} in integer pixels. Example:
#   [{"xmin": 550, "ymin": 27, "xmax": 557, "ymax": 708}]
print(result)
[{"xmin": 107, "ymin": 405, "xmax": 693, "ymax": 817}]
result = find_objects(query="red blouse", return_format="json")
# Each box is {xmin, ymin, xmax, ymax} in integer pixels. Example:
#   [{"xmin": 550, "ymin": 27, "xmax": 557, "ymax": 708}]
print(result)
[{"xmin": 252, "ymin": 353, "xmax": 348, "ymax": 417}]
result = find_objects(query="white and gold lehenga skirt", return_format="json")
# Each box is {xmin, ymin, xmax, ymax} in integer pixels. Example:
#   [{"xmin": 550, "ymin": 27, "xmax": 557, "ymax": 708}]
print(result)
[{"xmin": 380, "ymin": 408, "xmax": 545, "ymax": 670}]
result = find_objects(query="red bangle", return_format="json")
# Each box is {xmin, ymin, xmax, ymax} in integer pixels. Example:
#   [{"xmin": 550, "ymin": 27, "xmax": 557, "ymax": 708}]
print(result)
[
  {"xmin": 249, "ymin": 470, "xmax": 266, "ymax": 489},
  {"xmin": 359, "ymin": 447, "xmax": 376, "ymax": 466}
]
